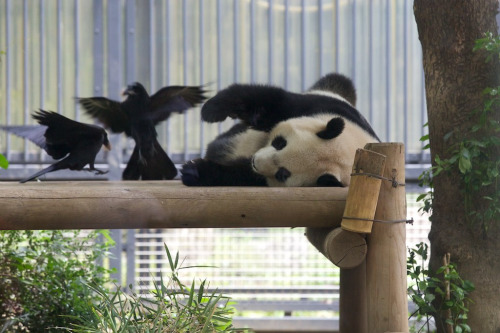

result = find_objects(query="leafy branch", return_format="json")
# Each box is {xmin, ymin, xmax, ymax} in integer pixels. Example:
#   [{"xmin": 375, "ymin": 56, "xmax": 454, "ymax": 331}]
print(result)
[
  {"xmin": 417, "ymin": 32, "xmax": 500, "ymax": 232},
  {"xmin": 407, "ymin": 243, "xmax": 475, "ymax": 333}
]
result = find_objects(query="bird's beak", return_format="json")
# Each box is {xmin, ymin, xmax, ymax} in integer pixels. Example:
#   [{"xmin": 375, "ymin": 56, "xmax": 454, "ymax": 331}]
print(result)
[
  {"xmin": 122, "ymin": 86, "xmax": 136, "ymax": 96},
  {"xmin": 103, "ymin": 142, "xmax": 112, "ymax": 151}
]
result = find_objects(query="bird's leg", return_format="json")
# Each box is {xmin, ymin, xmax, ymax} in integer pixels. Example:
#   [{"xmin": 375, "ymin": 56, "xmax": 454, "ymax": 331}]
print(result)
[
  {"xmin": 84, "ymin": 164, "xmax": 109, "ymax": 175},
  {"xmin": 93, "ymin": 168, "xmax": 109, "ymax": 175}
]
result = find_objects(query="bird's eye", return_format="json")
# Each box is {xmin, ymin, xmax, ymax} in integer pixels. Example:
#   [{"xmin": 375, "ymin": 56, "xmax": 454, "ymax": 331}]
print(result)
[
  {"xmin": 271, "ymin": 136, "xmax": 287, "ymax": 150},
  {"xmin": 275, "ymin": 167, "xmax": 291, "ymax": 182}
]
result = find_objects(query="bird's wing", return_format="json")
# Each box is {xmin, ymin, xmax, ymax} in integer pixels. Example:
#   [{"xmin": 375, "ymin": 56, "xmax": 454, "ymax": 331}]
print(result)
[
  {"xmin": 76, "ymin": 97, "xmax": 129, "ymax": 133},
  {"xmin": 149, "ymin": 85, "xmax": 208, "ymax": 124},
  {"xmin": 0, "ymin": 125, "xmax": 48, "ymax": 149},
  {"xmin": 33, "ymin": 109, "xmax": 107, "ymax": 159}
]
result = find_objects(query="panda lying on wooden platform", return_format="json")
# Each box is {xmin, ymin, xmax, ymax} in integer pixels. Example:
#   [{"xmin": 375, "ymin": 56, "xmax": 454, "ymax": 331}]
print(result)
[{"xmin": 181, "ymin": 73, "xmax": 380, "ymax": 187}]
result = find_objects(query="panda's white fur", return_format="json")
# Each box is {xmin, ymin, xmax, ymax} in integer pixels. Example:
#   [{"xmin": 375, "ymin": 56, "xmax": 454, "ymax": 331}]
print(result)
[
  {"xmin": 252, "ymin": 114, "xmax": 376, "ymax": 187},
  {"xmin": 181, "ymin": 73, "xmax": 380, "ymax": 187}
]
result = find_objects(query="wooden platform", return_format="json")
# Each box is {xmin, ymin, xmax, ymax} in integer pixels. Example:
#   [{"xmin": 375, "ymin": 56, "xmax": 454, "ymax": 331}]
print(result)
[{"xmin": 0, "ymin": 181, "xmax": 347, "ymax": 230}]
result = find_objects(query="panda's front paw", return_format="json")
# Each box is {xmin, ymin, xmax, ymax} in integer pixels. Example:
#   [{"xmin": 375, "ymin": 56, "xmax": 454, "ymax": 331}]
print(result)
[
  {"xmin": 181, "ymin": 160, "xmax": 202, "ymax": 186},
  {"xmin": 201, "ymin": 97, "xmax": 245, "ymax": 123}
]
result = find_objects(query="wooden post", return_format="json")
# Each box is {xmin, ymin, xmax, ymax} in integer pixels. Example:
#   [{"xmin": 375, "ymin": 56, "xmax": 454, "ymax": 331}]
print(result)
[
  {"xmin": 340, "ymin": 262, "xmax": 367, "ymax": 333},
  {"xmin": 307, "ymin": 148, "xmax": 385, "ymax": 333},
  {"xmin": 365, "ymin": 143, "xmax": 408, "ymax": 333}
]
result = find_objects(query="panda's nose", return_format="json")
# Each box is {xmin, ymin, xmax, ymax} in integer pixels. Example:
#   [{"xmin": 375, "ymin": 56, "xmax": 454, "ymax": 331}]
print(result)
[{"xmin": 275, "ymin": 167, "xmax": 291, "ymax": 182}]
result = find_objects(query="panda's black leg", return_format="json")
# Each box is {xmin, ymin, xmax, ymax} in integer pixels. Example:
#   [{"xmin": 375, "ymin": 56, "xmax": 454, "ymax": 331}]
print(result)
[
  {"xmin": 181, "ymin": 158, "xmax": 267, "ymax": 186},
  {"xmin": 201, "ymin": 85, "xmax": 289, "ymax": 131}
]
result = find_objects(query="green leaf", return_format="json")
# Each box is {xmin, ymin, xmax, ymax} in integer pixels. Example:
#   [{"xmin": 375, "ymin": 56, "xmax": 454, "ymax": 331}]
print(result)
[
  {"xmin": 424, "ymin": 293, "xmax": 435, "ymax": 303},
  {"xmin": 0, "ymin": 153, "xmax": 8, "ymax": 169},
  {"xmin": 459, "ymin": 155, "xmax": 472, "ymax": 174}
]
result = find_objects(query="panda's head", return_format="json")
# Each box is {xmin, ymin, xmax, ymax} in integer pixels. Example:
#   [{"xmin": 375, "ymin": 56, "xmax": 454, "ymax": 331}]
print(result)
[{"xmin": 251, "ymin": 115, "xmax": 376, "ymax": 187}]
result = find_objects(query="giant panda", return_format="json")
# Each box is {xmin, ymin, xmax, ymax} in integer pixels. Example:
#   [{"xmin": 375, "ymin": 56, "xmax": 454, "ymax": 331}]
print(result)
[{"xmin": 181, "ymin": 73, "xmax": 380, "ymax": 187}]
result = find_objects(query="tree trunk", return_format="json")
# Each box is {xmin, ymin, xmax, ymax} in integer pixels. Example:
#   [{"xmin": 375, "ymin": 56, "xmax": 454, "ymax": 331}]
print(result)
[{"xmin": 413, "ymin": 1, "xmax": 500, "ymax": 332}]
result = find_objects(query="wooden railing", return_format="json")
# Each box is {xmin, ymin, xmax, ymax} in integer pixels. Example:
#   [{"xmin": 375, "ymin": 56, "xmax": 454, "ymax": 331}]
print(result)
[{"xmin": 0, "ymin": 143, "xmax": 409, "ymax": 333}]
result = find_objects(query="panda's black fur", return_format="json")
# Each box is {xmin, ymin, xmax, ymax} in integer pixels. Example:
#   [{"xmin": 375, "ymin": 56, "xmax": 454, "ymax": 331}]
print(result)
[{"xmin": 181, "ymin": 73, "xmax": 380, "ymax": 187}]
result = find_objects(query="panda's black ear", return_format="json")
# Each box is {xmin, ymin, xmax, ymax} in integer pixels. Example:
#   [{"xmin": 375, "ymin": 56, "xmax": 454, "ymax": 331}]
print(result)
[
  {"xmin": 316, "ymin": 174, "xmax": 344, "ymax": 187},
  {"xmin": 316, "ymin": 117, "xmax": 345, "ymax": 140}
]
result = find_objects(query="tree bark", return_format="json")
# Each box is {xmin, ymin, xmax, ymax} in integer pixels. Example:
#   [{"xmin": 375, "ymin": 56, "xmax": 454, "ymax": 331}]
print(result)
[{"xmin": 413, "ymin": 1, "xmax": 500, "ymax": 332}]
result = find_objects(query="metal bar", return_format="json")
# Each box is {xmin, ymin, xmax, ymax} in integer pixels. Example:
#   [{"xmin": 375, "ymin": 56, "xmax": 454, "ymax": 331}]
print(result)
[
  {"xmin": 183, "ymin": 0, "xmax": 189, "ymax": 161},
  {"xmin": 57, "ymin": 0, "xmax": 63, "ymax": 113},
  {"xmin": 233, "ymin": 0, "xmax": 239, "ymax": 82},
  {"xmin": 165, "ymin": 0, "xmax": 172, "ymax": 155},
  {"xmin": 40, "ymin": 0, "xmax": 45, "ymax": 110},
  {"xmin": 403, "ymin": 0, "xmax": 409, "ymax": 159},
  {"xmin": 216, "ymin": 0, "xmax": 222, "ymax": 132},
  {"xmin": 300, "ymin": 0, "xmax": 306, "ymax": 91},
  {"xmin": 368, "ymin": 0, "xmax": 373, "ymax": 124},
  {"xmin": 335, "ymin": 0, "xmax": 340, "ymax": 71},
  {"xmin": 75, "ymin": 0, "xmax": 80, "ymax": 121},
  {"xmin": 126, "ymin": 0, "xmax": 136, "ymax": 83},
  {"xmin": 23, "ymin": 0, "xmax": 29, "ymax": 160},
  {"xmin": 385, "ymin": 0, "xmax": 391, "ymax": 142},
  {"xmin": 107, "ymin": 0, "xmax": 123, "ymax": 182},
  {"xmin": 318, "ymin": 0, "xmax": 323, "ymax": 76},
  {"xmin": 107, "ymin": 0, "xmax": 123, "ymax": 282},
  {"xmin": 5, "ymin": 0, "xmax": 11, "ymax": 159},
  {"xmin": 352, "ymin": 0, "xmax": 356, "ymax": 80},
  {"xmin": 250, "ymin": 0, "xmax": 256, "ymax": 83},
  {"xmin": 199, "ymin": 0, "xmax": 206, "ymax": 157},
  {"xmin": 268, "ymin": 0, "xmax": 274, "ymax": 83},
  {"xmin": 93, "ymin": 0, "xmax": 103, "ymax": 96},
  {"xmin": 126, "ymin": 229, "xmax": 136, "ymax": 289},
  {"xmin": 149, "ymin": 0, "xmax": 155, "ymax": 92},
  {"xmin": 39, "ymin": 0, "xmax": 46, "ymax": 161},
  {"xmin": 284, "ymin": 1, "xmax": 289, "ymax": 89}
]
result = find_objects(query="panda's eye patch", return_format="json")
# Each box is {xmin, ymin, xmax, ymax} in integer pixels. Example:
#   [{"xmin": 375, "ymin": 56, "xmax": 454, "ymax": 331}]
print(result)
[
  {"xmin": 271, "ymin": 136, "xmax": 287, "ymax": 150},
  {"xmin": 275, "ymin": 167, "xmax": 291, "ymax": 182}
]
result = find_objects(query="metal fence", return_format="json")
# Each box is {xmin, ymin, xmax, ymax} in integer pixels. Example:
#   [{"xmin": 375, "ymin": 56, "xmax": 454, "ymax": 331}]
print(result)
[
  {"xmin": 1, "ymin": 1, "xmax": 431, "ymax": 330},
  {"xmin": 1, "ymin": 0, "xmax": 429, "ymax": 181}
]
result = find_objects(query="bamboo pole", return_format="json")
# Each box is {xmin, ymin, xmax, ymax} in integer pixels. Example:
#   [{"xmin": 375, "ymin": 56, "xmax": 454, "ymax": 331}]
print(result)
[
  {"xmin": 365, "ymin": 143, "xmax": 408, "ymax": 333},
  {"xmin": 341, "ymin": 148, "xmax": 386, "ymax": 233},
  {"xmin": 306, "ymin": 148, "xmax": 385, "ymax": 268},
  {"xmin": 0, "ymin": 181, "xmax": 348, "ymax": 230}
]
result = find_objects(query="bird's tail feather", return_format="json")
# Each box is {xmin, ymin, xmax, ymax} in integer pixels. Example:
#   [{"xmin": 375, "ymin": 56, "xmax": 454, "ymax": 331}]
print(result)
[
  {"xmin": 19, "ymin": 164, "xmax": 58, "ymax": 183},
  {"xmin": 122, "ymin": 146, "xmax": 142, "ymax": 180},
  {"xmin": 123, "ymin": 140, "xmax": 177, "ymax": 180}
]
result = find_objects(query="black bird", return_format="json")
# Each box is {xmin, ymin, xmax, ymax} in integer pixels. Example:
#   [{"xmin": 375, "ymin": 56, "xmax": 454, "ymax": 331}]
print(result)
[
  {"xmin": 76, "ymin": 83, "xmax": 207, "ymax": 180},
  {"xmin": 1, "ymin": 109, "xmax": 111, "ymax": 183}
]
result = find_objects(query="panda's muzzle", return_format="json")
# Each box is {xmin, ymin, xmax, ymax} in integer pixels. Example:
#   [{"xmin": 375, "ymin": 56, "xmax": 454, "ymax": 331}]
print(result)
[{"xmin": 251, "ymin": 156, "xmax": 259, "ymax": 173}]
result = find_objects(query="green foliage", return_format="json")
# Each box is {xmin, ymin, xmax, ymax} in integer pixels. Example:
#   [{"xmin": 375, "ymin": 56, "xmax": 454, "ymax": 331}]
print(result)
[
  {"xmin": 0, "ymin": 230, "xmax": 115, "ymax": 332},
  {"xmin": 64, "ymin": 244, "xmax": 250, "ymax": 333},
  {"xmin": 417, "ymin": 32, "xmax": 500, "ymax": 232},
  {"xmin": 407, "ymin": 243, "xmax": 475, "ymax": 333},
  {"xmin": 0, "ymin": 154, "xmax": 8, "ymax": 170},
  {"xmin": 416, "ymin": 126, "xmax": 434, "ymax": 217}
]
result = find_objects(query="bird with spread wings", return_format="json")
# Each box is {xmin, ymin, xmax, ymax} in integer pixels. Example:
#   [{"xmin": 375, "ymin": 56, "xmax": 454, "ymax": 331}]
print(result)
[
  {"xmin": 77, "ymin": 83, "xmax": 207, "ymax": 180},
  {"xmin": 1, "ymin": 109, "xmax": 111, "ymax": 183}
]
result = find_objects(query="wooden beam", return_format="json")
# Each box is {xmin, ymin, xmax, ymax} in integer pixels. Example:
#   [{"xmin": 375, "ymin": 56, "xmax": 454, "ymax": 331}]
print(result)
[{"xmin": 0, "ymin": 181, "xmax": 348, "ymax": 230}]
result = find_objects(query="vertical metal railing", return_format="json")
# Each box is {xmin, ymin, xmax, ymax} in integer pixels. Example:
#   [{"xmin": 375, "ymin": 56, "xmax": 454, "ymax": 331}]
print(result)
[
  {"xmin": 0, "ymin": 0, "xmax": 435, "ymax": 302},
  {"xmin": 0, "ymin": 0, "xmax": 430, "ymax": 170}
]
